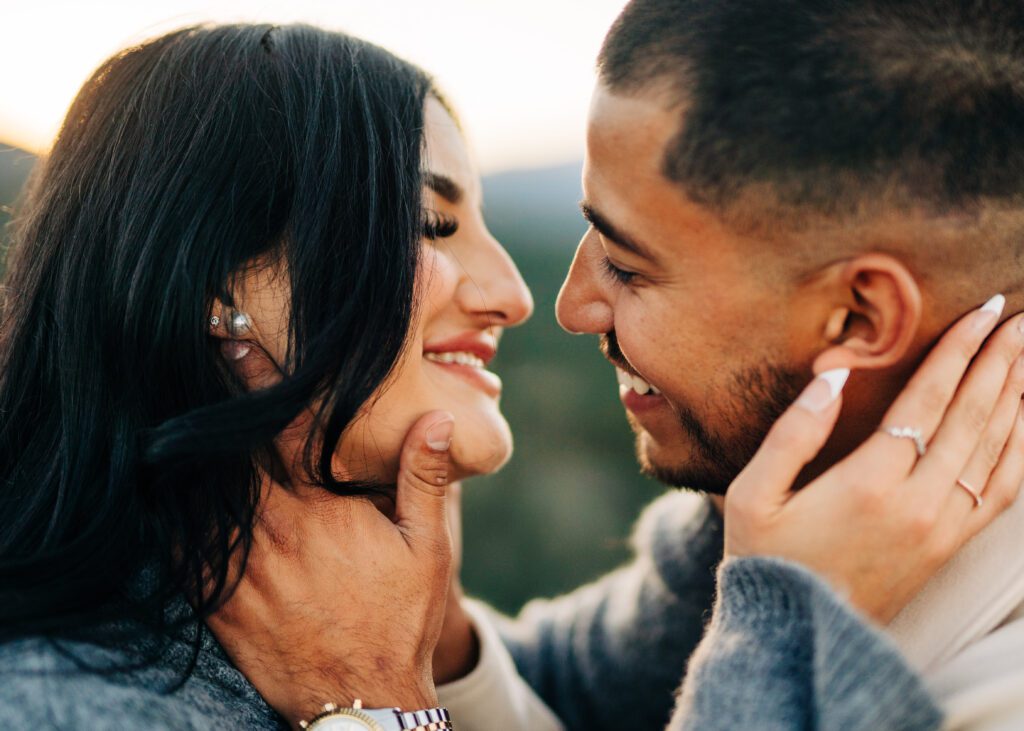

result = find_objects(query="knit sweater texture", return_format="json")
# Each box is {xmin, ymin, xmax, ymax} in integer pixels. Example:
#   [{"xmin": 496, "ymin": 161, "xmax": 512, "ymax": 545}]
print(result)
[{"xmin": 0, "ymin": 491, "xmax": 942, "ymax": 729}]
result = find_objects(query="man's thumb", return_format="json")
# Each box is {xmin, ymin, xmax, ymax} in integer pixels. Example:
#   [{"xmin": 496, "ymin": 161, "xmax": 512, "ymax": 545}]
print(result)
[{"xmin": 395, "ymin": 411, "xmax": 455, "ymax": 543}]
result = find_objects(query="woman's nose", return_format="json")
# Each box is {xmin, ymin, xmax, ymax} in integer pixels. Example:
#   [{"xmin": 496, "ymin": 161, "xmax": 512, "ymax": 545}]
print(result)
[{"xmin": 457, "ymin": 235, "xmax": 534, "ymax": 327}]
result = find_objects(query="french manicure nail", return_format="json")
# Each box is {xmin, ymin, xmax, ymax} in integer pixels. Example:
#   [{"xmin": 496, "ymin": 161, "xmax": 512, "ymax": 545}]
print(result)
[
  {"xmin": 974, "ymin": 293, "xmax": 1005, "ymax": 332},
  {"xmin": 425, "ymin": 417, "xmax": 454, "ymax": 452},
  {"xmin": 796, "ymin": 368, "xmax": 851, "ymax": 413}
]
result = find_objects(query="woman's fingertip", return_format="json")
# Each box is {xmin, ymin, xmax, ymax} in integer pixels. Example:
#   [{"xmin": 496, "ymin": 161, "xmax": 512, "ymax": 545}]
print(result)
[
  {"xmin": 796, "ymin": 368, "xmax": 850, "ymax": 414},
  {"xmin": 821, "ymin": 368, "xmax": 851, "ymax": 398}
]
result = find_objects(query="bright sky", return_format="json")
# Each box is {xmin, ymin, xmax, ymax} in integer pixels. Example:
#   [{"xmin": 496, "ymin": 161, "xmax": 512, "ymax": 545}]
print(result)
[{"xmin": 0, "ymin": 0, "xmax": 628, "ymax": 173}]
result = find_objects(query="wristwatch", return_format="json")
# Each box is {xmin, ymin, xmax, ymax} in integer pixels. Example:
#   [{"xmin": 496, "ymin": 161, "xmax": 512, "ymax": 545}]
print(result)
[{"xmin": 299, "ymin": 700, "xmax": 453, "ymax": 731}]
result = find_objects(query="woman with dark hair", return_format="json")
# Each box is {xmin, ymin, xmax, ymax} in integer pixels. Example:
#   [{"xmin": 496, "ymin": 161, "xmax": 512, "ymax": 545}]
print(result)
[
  {"xmin": 1, "ymin": 20, "xmax": 1023, "ymax": 731},
  {"xmin": 0, "ymin": 23, "xmax": 491, "ymax": 729}
]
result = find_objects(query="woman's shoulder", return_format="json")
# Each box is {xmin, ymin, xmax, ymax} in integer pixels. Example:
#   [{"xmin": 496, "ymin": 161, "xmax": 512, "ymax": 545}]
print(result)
[{"xmin": 0, "ymin": 635, "xmax": 282, "ymax": 730}]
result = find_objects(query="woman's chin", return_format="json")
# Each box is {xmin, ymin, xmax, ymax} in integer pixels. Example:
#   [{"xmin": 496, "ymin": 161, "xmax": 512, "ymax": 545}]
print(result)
[{"xmin": 449, "ymin": 419, "xmax": 513, "ymax": 480}]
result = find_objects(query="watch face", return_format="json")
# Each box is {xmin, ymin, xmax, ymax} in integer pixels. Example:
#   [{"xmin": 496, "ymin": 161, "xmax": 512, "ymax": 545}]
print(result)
[{"xmin": 310, "ymin": 714, "xmax": 382, "ymax": 731}]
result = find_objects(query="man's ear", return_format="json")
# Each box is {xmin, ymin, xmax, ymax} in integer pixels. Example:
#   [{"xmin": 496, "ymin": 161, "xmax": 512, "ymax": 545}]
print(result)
[{"xmin": 814, "ymin": 253, "xmax": 922, "ymax": 373}]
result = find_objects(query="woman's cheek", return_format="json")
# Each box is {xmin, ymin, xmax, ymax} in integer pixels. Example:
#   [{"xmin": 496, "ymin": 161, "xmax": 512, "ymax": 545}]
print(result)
[{"xmin": 417, "ymin": 246, "xmax": 460, "ymax": 314}]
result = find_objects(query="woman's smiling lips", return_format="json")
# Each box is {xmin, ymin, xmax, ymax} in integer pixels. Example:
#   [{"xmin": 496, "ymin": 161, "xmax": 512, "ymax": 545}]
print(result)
[{"xmin": 423, "ymin": 332, "xmax": 502, "ymax": 398}]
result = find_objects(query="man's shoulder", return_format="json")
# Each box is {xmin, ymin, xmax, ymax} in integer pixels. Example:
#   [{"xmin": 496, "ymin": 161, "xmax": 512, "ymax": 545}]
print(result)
[{"xmin": 0, "ymin": 635, "xmax": 280, "ymax": 730}]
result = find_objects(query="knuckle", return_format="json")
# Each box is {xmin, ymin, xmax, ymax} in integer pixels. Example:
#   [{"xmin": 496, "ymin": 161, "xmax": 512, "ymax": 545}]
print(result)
[
  {"xmin": 991, "ymin": 483, "xmax": 1016, "ymax": 513},
  {"xmin": 917, "ymin": 380, "xmax": 951, "ymax": 422},
  {"xmin": 904, "ymin": 503, "xmax": 941, "ymax": 540},
  {"xmin": 957, "ymin": 335, "xmax": 981, "ymax": 364},
  {"xmin": 964, "ymin": 402, "xmax": 991, "ymax": 435},
  {"xmin": 854, "ymin": 482, "xmax": 889, "ymax": 515},
  {"xmin": 980, "ymin": 435, "xmax": 1005, "ymax": 470}
]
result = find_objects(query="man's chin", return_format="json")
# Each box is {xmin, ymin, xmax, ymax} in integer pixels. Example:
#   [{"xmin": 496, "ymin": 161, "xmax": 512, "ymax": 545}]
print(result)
[{"xmin": 635, "ymin": 432, "xmax": 734, "ymax": 496}]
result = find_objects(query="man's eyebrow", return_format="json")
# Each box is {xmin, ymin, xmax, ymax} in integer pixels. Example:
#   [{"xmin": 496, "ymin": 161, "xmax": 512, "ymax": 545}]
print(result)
[
  {"xmin": 579, "ymin": 201, "xmax": 656, "ymax": 261},
  {"xmin": 424, "ymin": 171, "xmax": 464, "ymax": 204}
]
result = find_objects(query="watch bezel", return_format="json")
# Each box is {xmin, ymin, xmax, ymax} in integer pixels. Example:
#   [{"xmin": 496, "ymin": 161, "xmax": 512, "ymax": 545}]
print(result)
[{"xmin": 303, "ymin": 707, "xmax": 385, "ymax": 731}]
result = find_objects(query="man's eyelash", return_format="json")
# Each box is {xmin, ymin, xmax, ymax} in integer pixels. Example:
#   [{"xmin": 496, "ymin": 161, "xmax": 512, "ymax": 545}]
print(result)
[
  {"xmin": 422, "ymin": 210, "xmax": 459, "ymax": 239},
  {"xmin": 601, "ymin": 256, "xmax": 637, "ymax": 284}
]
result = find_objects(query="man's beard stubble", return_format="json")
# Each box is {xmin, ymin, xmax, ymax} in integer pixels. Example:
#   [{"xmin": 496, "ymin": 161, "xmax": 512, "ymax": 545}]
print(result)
[{"xmin": 601, "ymin": 332, "xmax": 806, "ymax": 495}]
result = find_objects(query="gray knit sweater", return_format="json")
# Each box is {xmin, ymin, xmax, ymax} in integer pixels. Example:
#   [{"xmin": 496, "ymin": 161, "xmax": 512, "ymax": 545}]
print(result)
[{"xmin": 0, "ymin": 492, "xmax": 942, "ymax": 730}]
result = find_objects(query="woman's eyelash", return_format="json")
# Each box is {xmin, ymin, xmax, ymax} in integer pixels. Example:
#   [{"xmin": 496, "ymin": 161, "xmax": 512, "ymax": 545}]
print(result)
[
  {"xmin": 601, "ymin": 256, "xmax": 637, "ymax": 284},
  {"xmin": 422, "ymin": 209, "xmax": 459, "ymax": 239}
]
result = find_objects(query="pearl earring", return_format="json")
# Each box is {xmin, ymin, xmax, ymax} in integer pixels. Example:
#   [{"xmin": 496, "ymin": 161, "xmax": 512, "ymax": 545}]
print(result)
[{"xmin": 226, "ymin": 310, "xmax": 253, "ymax": 337}]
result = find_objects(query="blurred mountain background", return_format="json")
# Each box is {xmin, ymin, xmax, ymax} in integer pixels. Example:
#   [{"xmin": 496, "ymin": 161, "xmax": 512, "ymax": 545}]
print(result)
[{"xmin": 0, "ymin": 143, "xmax": 666, "ymax": 615}]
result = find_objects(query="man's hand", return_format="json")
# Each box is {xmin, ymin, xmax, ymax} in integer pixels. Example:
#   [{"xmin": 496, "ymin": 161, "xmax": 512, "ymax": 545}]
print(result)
[
  {"xmin": 431, "ymin": 481, "xmax": 482, "ymax": 684},
  {"xmin": 206, "ymin": 410, "xmax": 456, "ymax": 729}
]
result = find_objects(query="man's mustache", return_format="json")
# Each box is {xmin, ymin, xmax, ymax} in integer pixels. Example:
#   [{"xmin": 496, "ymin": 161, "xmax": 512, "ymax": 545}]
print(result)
[{"xmin": 599, "ymin": 331, "xmax": 634, "ymax": 374}]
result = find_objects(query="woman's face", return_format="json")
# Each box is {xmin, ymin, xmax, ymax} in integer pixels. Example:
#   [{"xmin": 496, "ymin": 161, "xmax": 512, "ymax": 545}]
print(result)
[
  {"xmin": 235, "ymin": 98, "xmax": 534, "ymax": 483},
  {"xmin": 335, "ymin": 98, "xmax": 533, "ymax": 482}
]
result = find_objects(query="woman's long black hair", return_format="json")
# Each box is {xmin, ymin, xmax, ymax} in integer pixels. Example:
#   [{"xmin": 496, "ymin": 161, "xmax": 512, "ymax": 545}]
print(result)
[{"xmin": 0, "ymin": 24, "xmax": 440, "ymax": 654}]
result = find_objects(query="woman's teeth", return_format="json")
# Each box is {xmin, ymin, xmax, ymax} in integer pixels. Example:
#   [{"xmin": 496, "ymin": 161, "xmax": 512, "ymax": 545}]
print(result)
[
  {"xmin": 425, "ymin": 351, "xmax": 486, "ymax": 369},
  {"xmin": 616, "ymin": 367, "xmax": 661, "ymax": 396}
]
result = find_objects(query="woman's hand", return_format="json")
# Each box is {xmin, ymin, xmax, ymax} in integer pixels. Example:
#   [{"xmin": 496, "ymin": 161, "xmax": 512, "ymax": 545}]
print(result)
[
  {"xmin": 725, "ymin": 297, "xmax": 1024, "ymax": 623},
  {"xmin": 207, "ymin": 411, "xmax": 455, "ymax": 728}
]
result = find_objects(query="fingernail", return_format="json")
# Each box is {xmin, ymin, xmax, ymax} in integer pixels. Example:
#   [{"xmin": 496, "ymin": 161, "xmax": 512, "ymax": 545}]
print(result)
[
  {"xmin": 425, "ymin": 417, "xmax": 454, "ymax": 452},
  {"xmin": 974, "ymin": 294, "xmax": 1005, "ymax": 332},
  {"xmin": 796, "ymin": 368, "xmax": 850, "ymax": 413}
]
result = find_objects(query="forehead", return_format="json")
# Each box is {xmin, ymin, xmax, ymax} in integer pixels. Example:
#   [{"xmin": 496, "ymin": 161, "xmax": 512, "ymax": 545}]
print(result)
[
  {"xmin": 584, "ymin": 84, "xmax": 727, "ymax": 253},
  {"xmin": 422, "ymin": 97, "xmax": 480, "ymax": 202}
]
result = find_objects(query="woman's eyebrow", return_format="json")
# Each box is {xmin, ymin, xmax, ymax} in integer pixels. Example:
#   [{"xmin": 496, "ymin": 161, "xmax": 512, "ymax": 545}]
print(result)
[{"xmin": 424, "ymin": 171, "xmax": 464, "ymax": 204}]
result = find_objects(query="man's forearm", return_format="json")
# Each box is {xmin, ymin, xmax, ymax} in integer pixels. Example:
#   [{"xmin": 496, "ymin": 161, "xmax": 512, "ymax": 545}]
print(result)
[{"xmin": 495, "ymin": 491, "xmax": 723, "ymax": 731}]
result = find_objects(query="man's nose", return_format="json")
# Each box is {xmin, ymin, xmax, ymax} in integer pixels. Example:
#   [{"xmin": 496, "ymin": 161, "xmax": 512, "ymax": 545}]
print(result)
[{"xmin": 556, "ymin": 234, "xmax": 614, "ymax": 335}]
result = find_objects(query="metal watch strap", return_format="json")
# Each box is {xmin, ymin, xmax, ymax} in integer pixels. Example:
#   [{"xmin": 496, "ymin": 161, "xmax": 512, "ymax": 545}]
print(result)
[
  {"xmin": 395, "ymin": 707, "xmax": 452, "ymax": 730},
  {"xmin": 300, "ymin": 701, "xmax": 453, "ymax": 731}
]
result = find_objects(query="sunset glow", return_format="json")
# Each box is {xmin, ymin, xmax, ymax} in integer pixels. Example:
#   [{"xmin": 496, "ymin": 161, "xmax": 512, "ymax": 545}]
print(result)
[{"xmin": 0, "ymin": 0, "xmax": 627, "ymax": 172}]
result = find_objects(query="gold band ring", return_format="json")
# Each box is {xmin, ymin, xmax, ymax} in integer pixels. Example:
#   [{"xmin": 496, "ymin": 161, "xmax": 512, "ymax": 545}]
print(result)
[{"xmin": 956, "ymin": 478, "xmax": 984, "ymax": 509}]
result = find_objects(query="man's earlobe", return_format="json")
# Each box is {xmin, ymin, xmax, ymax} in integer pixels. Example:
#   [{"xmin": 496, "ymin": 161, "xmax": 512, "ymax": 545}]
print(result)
[{"xmin": 818, "ymin": 254, "xmax": 922, "ymax": 371}]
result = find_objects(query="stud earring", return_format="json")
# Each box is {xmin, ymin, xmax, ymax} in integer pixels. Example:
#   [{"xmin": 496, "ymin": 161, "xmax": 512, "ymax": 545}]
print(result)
[{"xmin": 209, "ymin": 315, "xmax": 221, "ymax": 328}]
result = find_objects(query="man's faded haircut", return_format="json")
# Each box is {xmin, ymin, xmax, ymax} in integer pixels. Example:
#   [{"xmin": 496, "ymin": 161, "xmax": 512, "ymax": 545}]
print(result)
[{"xmin": 598, "ymin": 0, "xmax": 1024, "ymax": 218}]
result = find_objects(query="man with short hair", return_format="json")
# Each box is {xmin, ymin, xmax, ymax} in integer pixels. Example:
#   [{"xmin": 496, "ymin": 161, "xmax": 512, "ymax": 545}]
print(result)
[{"xmin": 468, "ymin": 1, "xmax": 1024, "ymax": 729}]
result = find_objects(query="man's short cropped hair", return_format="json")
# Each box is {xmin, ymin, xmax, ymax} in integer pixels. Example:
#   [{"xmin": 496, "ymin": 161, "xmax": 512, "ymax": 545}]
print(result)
[{"xmin": 598, "ymin": 0, "xmax": 1024, "ymax": 215}]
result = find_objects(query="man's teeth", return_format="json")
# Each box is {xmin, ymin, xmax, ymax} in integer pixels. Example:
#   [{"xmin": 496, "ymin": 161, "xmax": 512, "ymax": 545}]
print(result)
[
  {"xmin": 425, "ymin": 351, "xmax": 486, "ymax": 368},
  {"xmin": 616, "ymin": 367, "xmax": 661, "ymax": 396}
]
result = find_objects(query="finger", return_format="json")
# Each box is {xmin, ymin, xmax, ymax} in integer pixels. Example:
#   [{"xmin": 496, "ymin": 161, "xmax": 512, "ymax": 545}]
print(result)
[
  {"xmin": 940, "ymin": 354, "xmax": 1024, "ymax": 516},
  {"xmin": 862, "ymin": 294, "xmax": 1008, "ymax": 475},
  {"xmin": 395, "ymin": 411, "xmax": 455, "ymax": 554},
  {"xmin": 960, "ymin": 399, "xmax": 1024, "ymax": 541},
  {"xmin": 726, "ymin": 369, "xmax": 849, "ymax": 509},
  {"xmin": 914, "ymin": 313, "xmax": 1024, "ymax": 487}
]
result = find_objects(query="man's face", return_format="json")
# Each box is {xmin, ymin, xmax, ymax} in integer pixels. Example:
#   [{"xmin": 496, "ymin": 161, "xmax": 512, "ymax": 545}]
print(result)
[{"xmin": 557, "ymin": 84, "xmax": 819, "ymax": 493}]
